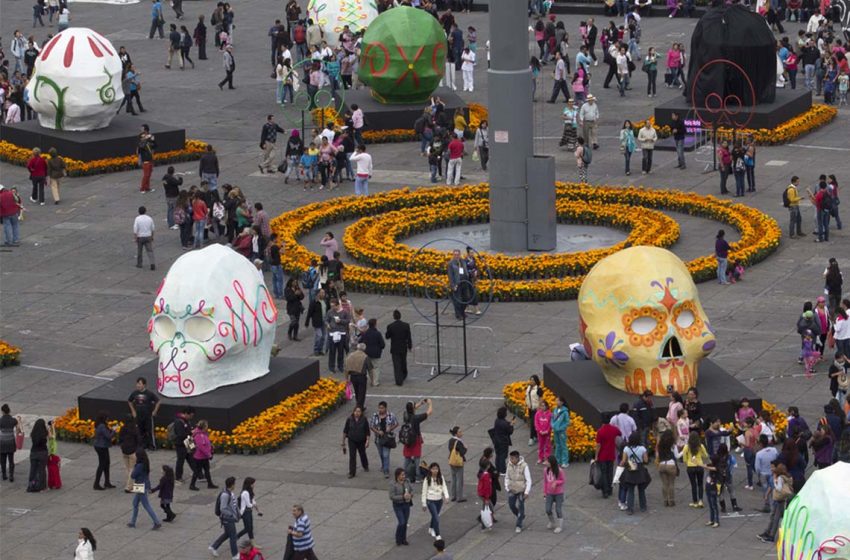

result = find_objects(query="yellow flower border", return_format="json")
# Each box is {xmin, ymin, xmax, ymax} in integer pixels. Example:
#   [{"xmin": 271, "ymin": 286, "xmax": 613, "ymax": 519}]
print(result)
[
  {"xmin": 270, "ymin": 183, "xmax": 781, "ymax": 301},
  {"xmin": 503, "ymin": 380, "xmax": 789, "ymax": 460},
  {"xmin": 0, "ymin": 139, "xmax": 209, "ymax": 177},
  {"xmin": 0, "ymin": 339, "xmax": 21, "ymax": 368},
  {"xmin": 310, "ymin": 102, "xmax": 488, "ymax": 144},
  {"xmin": 54, "ymin": 378, "xmax": 345, "ymax": 454},
  {"xmin": 634, "ymin": 104, "xmax": 837, "ymax": 146}
]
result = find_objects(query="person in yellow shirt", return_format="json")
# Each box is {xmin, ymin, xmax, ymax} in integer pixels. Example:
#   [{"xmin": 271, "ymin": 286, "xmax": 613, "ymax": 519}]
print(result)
[
  {"xmin": 784, "ymin": 175, "xmax": 804, "ymax": 238},
  {"xmin": 683, "ymin": 432, "xmax": 709, "ymax": 508},
  {"xmin": 453, "ymin": 110, "xmax": 468, "ymax": 139}
]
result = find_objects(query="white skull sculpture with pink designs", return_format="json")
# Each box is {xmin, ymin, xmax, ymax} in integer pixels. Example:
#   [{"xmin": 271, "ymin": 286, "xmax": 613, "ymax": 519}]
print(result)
[
  {"xmin": 25, "ymin": 28, "xmax": 124, "ymax": 131},
  {"xmin": 148, "ymin": 245, "xmax": 278, "ymax": 397}
]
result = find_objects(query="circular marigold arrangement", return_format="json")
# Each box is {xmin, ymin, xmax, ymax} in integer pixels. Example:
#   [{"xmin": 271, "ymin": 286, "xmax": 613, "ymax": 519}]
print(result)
[{"xmin": 270, "ymin": 182, "xmax": 781, "ymax": 302}]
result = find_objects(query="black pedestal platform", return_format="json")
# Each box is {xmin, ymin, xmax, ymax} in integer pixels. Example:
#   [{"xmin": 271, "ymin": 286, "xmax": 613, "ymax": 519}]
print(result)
[
  {"xmin": 653, "ymin": 87, "xmax": 812, "ymax": 130},
  {"xmin": 78, "ymin": 357, "xmax": 320, "ymax": 431},
  {"xmin": 0, "ymin": 116, "xmax": 186, "ymax": 162},
  {"xmin": 543, "ymin": 359, "xmax": 760, "ymax": 428},
  {"xmin": 342, "ymin": 88, "xmax": 467, "ymax": 131}
]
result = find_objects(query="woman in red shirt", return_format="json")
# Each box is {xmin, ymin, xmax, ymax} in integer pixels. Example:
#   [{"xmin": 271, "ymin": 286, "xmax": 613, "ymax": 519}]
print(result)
[
  {"xmin": 26, "ymin": 147, "xmax": 48, "ymax": 205},
  {"xmin": 191, "ymin": 192, "xmax": 208, "ymax": 249}
]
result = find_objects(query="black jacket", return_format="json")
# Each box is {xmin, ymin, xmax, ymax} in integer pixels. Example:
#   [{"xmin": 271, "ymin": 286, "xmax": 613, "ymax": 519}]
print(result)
[
  {"xmin": 118, "ymin": 424, "xmax": 140, "ymax": 455},
  {"xmin": 173, "ymin": 414, "xmax": 192, "ymax": 448},
  {"xmin": 199, "ymin": 152, "xmax": 220, "ymax": 175},
  {"xmin": 361, "ymin": 327, "xmax": 385, "ymax": 359},
  {"xmin": 305, "ymin": 298, "xmax": 325, "ymax": 328},
  {"xmin": 492, "ymin": 417, "xmax": 513, "ymax": 449},
  {"xmin": 285, "ymin": 286, "xmax": 304, "ymax": 316},
  {"xmin": 344, "ymin": 415, "xmax": 370, "ymax": 443},
  {"xmin": 385, "ymin": 320, "xmax": 412, "ymax": 354},
  {"xmin": 162, "ymin": 173, "xmax": 183, "ymax": 198},
  {"xmin": 631, "ymin": 398, "xmax": 657, "ymax": 429}
]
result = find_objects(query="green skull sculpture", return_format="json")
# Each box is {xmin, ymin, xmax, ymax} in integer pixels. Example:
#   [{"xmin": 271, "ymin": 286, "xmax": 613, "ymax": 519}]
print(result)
[{"xmin": 357, "ymin": 6, "xmax": 447, "ymax": 104}]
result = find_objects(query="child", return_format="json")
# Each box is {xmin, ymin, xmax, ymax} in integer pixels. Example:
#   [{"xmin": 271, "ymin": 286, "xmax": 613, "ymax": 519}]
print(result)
[
  {"xmin": 802, "ymin": 329, "xmax": 819, "ymax": 377},
  {"xmin": 299, "ymin": 142, "xmax": 318, "ymax": 189},
  {"xmin": 534, "ymin": 401, "xmax": 552, "ymax": 464},
  {"xmin": 675, "ymin": 408, "xmax": 689, "ymax": 450},
  {"xmin": 726, "ymin": 261, "xmax": 745, "ymax": 283},
  {"xmin": 151, "ymin": 465, "xmax": 176, "ymax": 522},
  {"xmin": 838, "ymin": 72, "xmax": 849, "ymax": 107}
]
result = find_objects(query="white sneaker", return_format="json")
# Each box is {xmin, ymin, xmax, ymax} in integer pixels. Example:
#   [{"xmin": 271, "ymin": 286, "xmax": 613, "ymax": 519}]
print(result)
[
  {"xmin": 618, "ymin": 503, "xmax": 627, "ymax": 511},
  {"xmin": 428, "ymin": 528, "xmax": 436, "ymax": 538},
  {"xmin": 528, "ymin": 438, "xmax": 535, "ymax": 446},
  {"xmin": 515, "ymin": 527, "xmax": 522, "ymax": 533},
  {"xmin": 209, "ymin": 546, "xmax": 219, "ymax": 557},
  {"xmin": 546, "ymin": 521, "xmax": 553, "ymax": 529},
  {"xmin": 435, "ymin": 534, "xmax": 442, "ymax": 541},
  {"xmin": 554, "ymin": 526, "xmax": 562, "ymax": 534},
  {"xmin": 170, "ymin": 225, "xmax": 179, "ymax": 230}
]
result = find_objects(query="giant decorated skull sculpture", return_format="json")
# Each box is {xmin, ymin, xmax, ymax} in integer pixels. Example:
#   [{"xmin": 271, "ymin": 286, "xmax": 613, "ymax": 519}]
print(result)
[
  {"xmin": 306, "ymin": 0, "xmax": 378, "ymax": 47},
  {"xmin": 25, "ymin": 28, "xmax": 124, "ymax": 131},
  {"xmin": 148, "ymin": 245, "xmax": 278, "ymax": 397},
  {"xmin": 578, "ymin": 246, "xmax": 716, "ymax": 395}
]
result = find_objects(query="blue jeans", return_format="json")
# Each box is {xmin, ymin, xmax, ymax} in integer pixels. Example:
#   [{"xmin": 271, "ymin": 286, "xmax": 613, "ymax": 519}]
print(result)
[
  {"xmin": 817, "ymin": 209, "xmax": 830, "ymax": 241},
  {"xmin": 716, "ymin": 256, "xmax": 728, "ymax": 284},
  {"xmin": 804, "ymin": 64, "xmax": 815, "ymax": 89},
  {"xmin": 201, "ymin": 173, "xmax": 218, "ymax": 192},
  {"xmin": 271, "ymin": 265, "xmax": 284, "ymax": 298},
  {"xmin": 744, "ymin": 448, "xmax": 756, "ymax": 487},
  {"xmin": 508, "ymin": 492, "xmax": 526, "ymax": 528},
  {"xmin": 313, "ymin": 325, "xmax": 326, "ymax": 354},
  {"xmin": 545, "ymin": 493, "xmax": 563, "ymax": 519},
  {"xmin": 193, "ymin": 219, "xmax": 206, "ymax": 248},
  {"xmin": 328, "ymin": 336, "xmax": 346, "ymax": 371},
  {"xmin": 625, "ymin": 482, "xmax": 648, "ymax": 513},
  {"xmin": 376, "ymin": 442, "xmax": 391, "ymax": 475},
  {"xmin": 734, "ymin": 171, "xmax": 745, "ymax": 196},
  {"xmin": 624, "ymin": 150, "xmax": 632, "ymax": 174},
  {"xmin": 166, "ymin": 197, "xmax": 177, "ymax": 228},
  {"xmin": 3, "ymin": 215, "xmax": 20, "ymax": 244},
  {"xmin": 354, "ymin": 176, "xmax": 369, "ymax": 196},
  {"xmin": 237, "ymin": 508, "xmax": 254, "ymax": 540},
  {"xmin": 788, "ymin": 206, "xmax": 802, "ymax": 237},
  {"xmin": 426, "ymin": 499, "xmax": 443, "ymax": 536},
  {"xmin": 430, "ymin": 163, "xmax": 439, "ymax": 183},
  {"xmin": 706, "ymin": 483, "xmax": 719, "ymax": 523},
  {"xmin": 211, "ymin": 520, "xmax": 238, "ymax": 557},
  {"xmin": 393, "ymin": 503, "xmax": 411, "ymax": 544},
  {"xmin": 130, "ymin": 492, "xmax": 160, "ymax": 526},
  {"xmin": 675, "ymin": 138, "xmax": 685, "ymax": 167},
  {"xmin": 404, "ymin": 455, "xmax": 420, "ymax": 483},
  {"xmin": 420, "ymin": 131, "xmax": 433, "ymax": 154}
]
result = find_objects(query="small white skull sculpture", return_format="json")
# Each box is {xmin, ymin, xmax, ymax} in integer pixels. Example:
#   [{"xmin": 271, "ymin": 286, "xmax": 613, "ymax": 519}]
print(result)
[
  {"xmin": 578, "ymin": 246, "xmax": 716, "ymax": 396},
  {"xmin": 148, "ymin": 245, "xmax": 278, "ymax": 397},
  {"xmin": 25, "ymin": 28, "xmax": 124, "ymax": 131}
]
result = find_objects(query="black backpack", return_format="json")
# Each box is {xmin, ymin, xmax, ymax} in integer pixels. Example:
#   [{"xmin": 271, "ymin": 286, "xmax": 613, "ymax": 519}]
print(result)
[
  {"xmin": 398, "ymin": 423, "xmax": 414, "ymax": 446},
  {"xmin": 414, "ymin": 116, "xmax": 426, "ymax": 134},
  {"xmin": 821, "ymin": 189, "xmax": 834, "ymax": 211},
  {"xmin": 214, "ymin": 491, "xmax": 225, "ymax": 517},
  {"xmin": 782, "ymin": 186, "xmax": 792, "ymax": 208}
]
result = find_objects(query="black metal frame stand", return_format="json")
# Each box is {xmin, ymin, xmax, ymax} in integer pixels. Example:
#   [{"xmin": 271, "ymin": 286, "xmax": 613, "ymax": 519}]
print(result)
[{"xmin": 427, "ymin": 301, "xmax": 478, "ymax": 383}]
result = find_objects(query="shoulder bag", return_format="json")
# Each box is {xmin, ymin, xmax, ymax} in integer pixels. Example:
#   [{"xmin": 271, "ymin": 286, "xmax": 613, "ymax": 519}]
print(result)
[{"xmin": 449, "ymin": 440, "xmax": 464, "ymax": 467}]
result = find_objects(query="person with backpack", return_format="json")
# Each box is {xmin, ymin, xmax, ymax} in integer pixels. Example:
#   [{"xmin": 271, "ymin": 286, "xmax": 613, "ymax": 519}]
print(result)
[
  {"xmin": 809, "ymin": 180, "xmax": 833, "ymax": 242},
  {"xmin": 127, "ymin": 449, "xmax": 162, "ymax": 529},
  {"xmin": 401, "ymin": 399, "xmax": 432, "ymax": 483},
  {"xmin": 210, "ymin": 476, "xmax": 241, "ymax": 558},
  {"xmin": 415, "ymin": 110, "xmax": 434, "ymax": 156},
  {"xmin": 172, "ymin": 406, "xmax": 194, "ymax": 482},
  {"xmin": 731, "ymin": 142, "xmax": 747, "ymax": 197},
  {"xmin": 575, "ymin": 137, "xmax": 591, "ymax": 183},
  {"xmin": 189, "ymin": 420, "xmax": 217, "ymax": 491},
  {"xmin": 784, "ymin": 176, "xmax": 804, "ymax": 238}
]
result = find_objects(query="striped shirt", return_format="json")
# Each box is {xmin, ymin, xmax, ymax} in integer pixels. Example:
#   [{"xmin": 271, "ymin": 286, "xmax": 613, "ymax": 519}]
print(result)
[{"xmin": 292, "ymin": 514, "xmax": 315, "ymax": 551}]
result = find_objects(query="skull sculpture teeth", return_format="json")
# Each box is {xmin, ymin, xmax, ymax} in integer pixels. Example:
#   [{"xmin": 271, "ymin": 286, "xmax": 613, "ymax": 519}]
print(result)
[
  {"xmin": 148, "ymin": 245, "xmax": 278, "ymax": 397},
  {"xmin": 578, "ymin": 246, "xmax": 716, "ymax": 396}
]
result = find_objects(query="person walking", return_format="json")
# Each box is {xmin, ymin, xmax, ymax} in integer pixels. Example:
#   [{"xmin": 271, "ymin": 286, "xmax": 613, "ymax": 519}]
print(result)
[
  {"xmin": 133, "ymin": 206, "xmax": 156, "ymax": 271},
  {"xmin": 548, "ymin": 52, "xmax": 571, "ymax": 103},
  {"xmin": 92, "ymin": 413, "xmax": 116, "ymax": 490},
  {"xmin": 473, "ymin": 120, "xmax": 489, "ymax": 171},
  {"xmin": 137, "ymin": 125, "xmax": 156, "ymax": 193},
  {"xmin": 543, "ymin": 455, "xmax": 565, "ymax": 533},
  {"xmin": 0, "ymin": 186, "xmax": 23, "ymax": 247},
  {"xmin": 637, "ymin": 120, "xmax": 657, "ymax": 175},
  {"xmin": 209, "ymin": 477, "xmax": 240, "ymax": 558},
  {"xmin": 385, "ymin": 310, "xmax": 412, "ymax": 386},
  {"xmin": 389, "ymin": 468, "xmax": 413, "ymax": 546},
  {"xmin": 0, "ymin": 404, "xmax": 23, "ymax": 482},
  {"xmin": 446, "ymin": 135, "xmax": 464, "ymax": 186},
  {"xmin": 46, "ymin": 148, "xmax": 66, "ymax": 204},
  {"xmin": 289, "ymin": 504, "xmax": 318, "ymax": 560},
  {"xmin": 784, "ymin": 176, "xmax": 804, "ymax": 238},
  {"xmin": 258, "ymin": 114, "xmax": 285, "ymax": 174},
  {"xmin": 421, "ymin": 463, "xmax": 450, "ymax": 541},
  {"xmin": 166, "ymin": 24, "xmax": 183, "ymax": 69},
  {"xmin": 447, "ymin": 426, "xmax": 467, "ymax": 502},
  {"xmin": 149, "ymin": 0, "xmax": 165, "ymax": 39},
  {"xmin": 344, "ymin": 343, "xmax": 371, "ymax": 410},
  {"xmin": 758, "ymin": 461, "xmax": 794, "ymax": 543},
  {"xmin": 342, "ymin": 406, "xmax": 370, "ymax": 478},
  {"xmin": 127, "ymin": 449, "xmax": 162, "ymax": 529},
  {"xmin": 194, "ymin": 15, "xmax": 208, "ymax": 60},
  {"xmin": 551, "ymin": 396, "xmax": 571, "ymax": 467},
  {"xmin": 370, "ymin": 401, "xmax": 398, "ymax": 478},
  {"xmin": 218, "ymin": 45, "xmax": 235, "ymax": 90},
  {"xmin": 491, "ymin": 407, "xmax": 515, "ymax": 475},
  {"xmin": 26, "ymin": 148, "xmax": 47, "ymax": 206},
  {"xmin": 505, "ymin": 451, "xmax": 532, "ymax": 533},
  {"xmin": 117, "ymin": 420, "xmax": 139, "ymax": 493},
  {"xmin": 179, "ymin": 25, "xmax": 195, "ymax": 69},
  {"xmin": 360, "ymin": 318, "xmax": 385, "ymax": 387},
  {"xmin": 236, "ymin": 477, "xmax": 262, "ymax": 544},
  {"xmin": 74, "ymin": 528, "xmax": 97, "ymax": 560},
  {"xmin": 578, "ymin": 94, "xmax": 600, "ymax": 149},
  {"xmin": 189, "ymin": 419, "xmax": 217, "ymax": 490},
  {"xmin": 150, "ymin": 465, "xmax": 176, "ymax": 522},
  {"xmin": 305, "ymin": 289, "xmax": 327, "ymax": 357},
  {"xmin": 401, "ymin": 399, "xmax": 432, "ymax": 483},
  {"xmin": 172, "ymin": 406, "xmax": 194, "ymax": 482},
  {"xmin": 349, "ymin": 144, "xmax": 372, "ymax": 196},
  {"xmin": 619, "ymin": 120, "xmax": 636, "ymax": 176},
  {"xmin": 715, "ymin": 229, "xmax": 730, "ymax": 285},
  {"xmin": 671, "ymin": 112, "xmax": 686, "ymax": 169}
]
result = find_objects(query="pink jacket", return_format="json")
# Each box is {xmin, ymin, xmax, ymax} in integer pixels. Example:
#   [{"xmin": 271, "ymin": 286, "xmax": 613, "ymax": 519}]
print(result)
[
  {"xmin": 666, "ymin": 49, "xmax": 680, "ymax": 69},
  {"xmin": 193, "ymin": 428, "xmax": 213, "ymax": 460},
  {"xmin": 543, "ymin": 466, "xmax": 565, "ymax": 496},
  {"xmin": 534, "ymin": 410, "xmax": 552, "ymax": 436}
]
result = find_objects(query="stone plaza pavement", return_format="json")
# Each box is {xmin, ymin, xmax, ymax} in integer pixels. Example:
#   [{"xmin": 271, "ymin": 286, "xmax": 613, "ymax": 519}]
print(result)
[{"xmin": 1, "ymin": 1, "xmax": 849, "ymax": 558}]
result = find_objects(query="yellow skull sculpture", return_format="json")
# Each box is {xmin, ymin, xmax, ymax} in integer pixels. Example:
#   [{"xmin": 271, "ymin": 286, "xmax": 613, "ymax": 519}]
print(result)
[{"xmin": 578, "ymin": 246, "xmax": 716, "ymax": 396}]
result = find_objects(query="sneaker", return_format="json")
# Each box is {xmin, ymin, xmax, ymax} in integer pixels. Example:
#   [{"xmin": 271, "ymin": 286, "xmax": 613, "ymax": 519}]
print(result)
[
  {"xmin": 515, "ymin": 527, "xmax": 522, "ymax": 533},
  {"xmin": 705, "ymin": 521, "xmax": 714, "ymax": 526},
  {"xmin": 170, "ymin": 225, "xmax": 179, "ymax": 230},
  {"xmin": 744, "ymin": 485, "xmax": 753, "ymax": 490},
  {"xmin": 209, "ymin": 546, "xmax": 220, "ymax": 557},
  {"xmin": 689, "ymin": 502, "xmax": 698, "ymax": 508},
  {"xmin": 698, "ymin": 500, "xmax": 704, "ymax": 508},
  {"xmin": 618, "ymin": 503, "xmax": 628, "ymax": 511},
  {"xmin": 712, "ymin": 522, "xmax": 719, "ymax": 528},
  {"xmin": 428, "ymin": 528, "xmax": 436, "ymax": 538},
  {"xmin": 554, "ymin": 526, "xmax": 562, "ymax": 534},
  {"xmin": 528, "ymin": 438, "xmax": 535, "ymax": 446},
  {"xmin": 29, "ymin": 197, "xmax": 37, "ymax": 203}
]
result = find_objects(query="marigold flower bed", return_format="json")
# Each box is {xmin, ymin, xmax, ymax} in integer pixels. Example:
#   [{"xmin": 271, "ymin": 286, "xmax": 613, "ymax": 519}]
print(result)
[
  {"xmin": 54, "ymin": 377, "xmax": 345, "ymax": 454},
  {"xmin": 270, "ymin": 183, "xmax": 781, "ymax": 301},
  {"xmin": 0, "ymin": 139, "xmax": 209, "ymax": 177},
  {"xmin": 634, "ymin": 104, "xmax": 837, "ymax": 146},
  {"xmin": 0, "ymin": 340, "xmax": 22, "ymax": 368}
]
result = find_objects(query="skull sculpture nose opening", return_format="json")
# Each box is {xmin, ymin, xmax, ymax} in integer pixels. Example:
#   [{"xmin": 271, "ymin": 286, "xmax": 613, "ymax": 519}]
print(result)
[{"xmin": 661, "ymin": 336, "xmax": 684, "ymax": 359}]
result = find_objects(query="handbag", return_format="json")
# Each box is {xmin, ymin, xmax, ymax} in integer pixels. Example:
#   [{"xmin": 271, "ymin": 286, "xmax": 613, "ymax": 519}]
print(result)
[
  {"xmin": 480, "ymin": 504, "xmax": 494, "ymax": 528},
  {"xmin": 378, "ymin": 433, "xmax": 397, "ymax": 449},
  {"xmin": 344, "ymin": 382, "xmax": 353, "ymax": 401},
  {"xmin": 449, "ymin": 440, "xmax": 464, "ymax": 467},
  {"xmin": 132, "ymin": 482, "xmax": 146, "ymax": 494},
  {"xmin": 15, "ymin": 430, "xmax": 24, "ymax": 451},
  {"xmin": 589, "ymin": 460, "xmax": 603, "ymax": 489},
  {"xmin": 612, "ymin": 465, "xmax": 625, "ymax": 485},
  {"xmin": 184, "ymin": 434, "xmax": 196, "ymax": 452},
  {"xmin": 838, "ymin": 372, "xmax": 850, "ymax": 391}
]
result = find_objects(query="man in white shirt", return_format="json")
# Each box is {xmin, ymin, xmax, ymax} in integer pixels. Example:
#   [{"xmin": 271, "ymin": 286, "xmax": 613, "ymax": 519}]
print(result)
[
  {"xmin": 610, "ymin": 403, "xmax": 636, "ymax": 443},
  {"xmin": 616, "ymin": 46, "xmax": 631, "ymax": 96},
  {"xmin": 350, "ymin": 104, "xmax": 364, "ymax": 145},
  {"xmin": 578, "ymin": 94, "xmax": 600, "ymax": 149},
  {"xmin": 547, "ymin": 51, "xmax": 570, "ymax": 103},
  {"xmin": 348, "ymin": 144, "xmax": 373, "ymax": 196},
  {"xmin": 134, "ymin": 206, "xmax": 156, "ymax": 270},
  {"xmin": 461, "ymin": 47, "xmax": 476, "ymax": 92},
  {"xmin": 505, "ymin": 451, "xmax": 532, "ymax": 533}
]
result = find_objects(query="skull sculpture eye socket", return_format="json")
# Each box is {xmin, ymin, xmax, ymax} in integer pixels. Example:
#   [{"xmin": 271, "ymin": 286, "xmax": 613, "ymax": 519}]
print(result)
[
  {"xmin": 675, "ymin": 309, "xmax": 695, "ymax": 328},
  {"xmin": 153, "ymin": 315, "xmax": 176, "ymax": 339},
  {"xmin": 631, "ymin": 316, "xmax": 658, "ymax": 335},
  {"xmin": 185, "ymin": 316, "xmax": 216, "ymax": 342}
]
